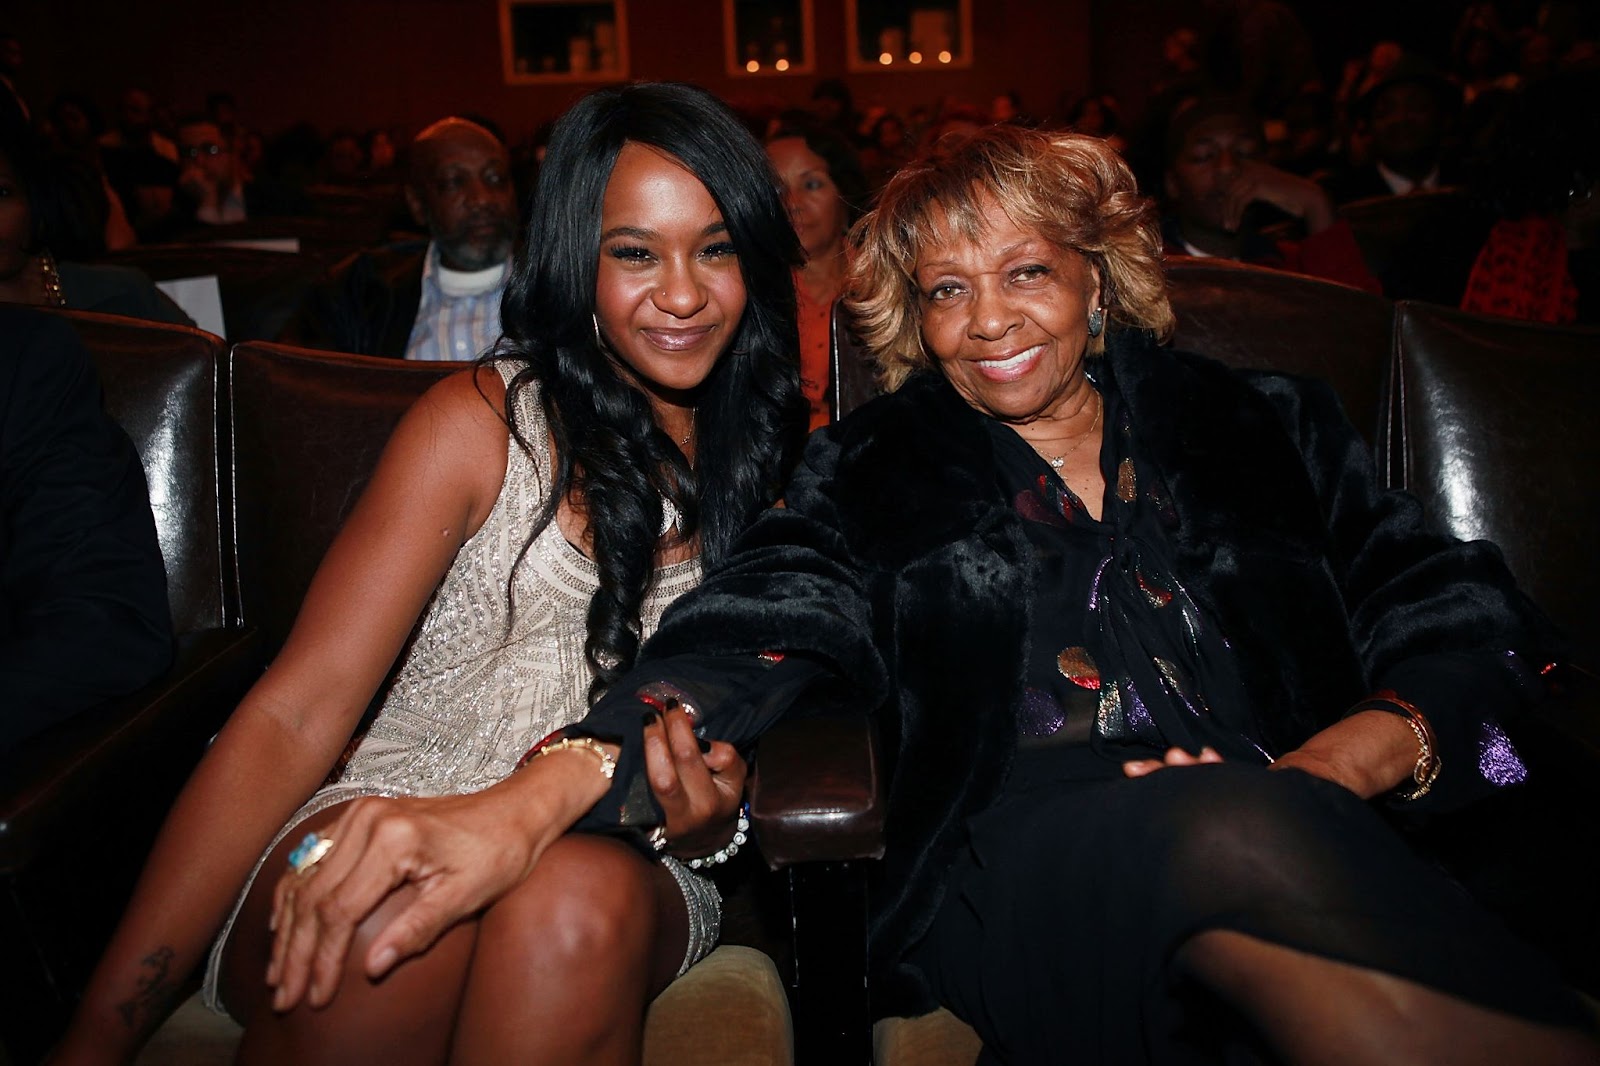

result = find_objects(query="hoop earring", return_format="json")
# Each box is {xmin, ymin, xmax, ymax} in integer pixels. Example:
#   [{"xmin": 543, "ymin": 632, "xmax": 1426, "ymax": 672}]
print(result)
[
  {"xmin": 592, "ymin": 312, "xmax": 606, "ymax": 351},
  {"xmin": 1087, "ymin": 307, "xmax": 1105, "ymax": 338}
]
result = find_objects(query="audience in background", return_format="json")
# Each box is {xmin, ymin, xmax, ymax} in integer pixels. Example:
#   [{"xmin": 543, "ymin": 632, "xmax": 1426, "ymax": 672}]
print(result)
[
  {"xmin": 1198, "ymin": 0, "xmax": 1320, "ymax": 118},
  {"xmin": 41, "ymin": 93, "xmax": 137, "ymax": 252},
  {"xmin": 1161, "ymin": 96, "xmax": 1381, "ymax": 293},
  {"xmin": 860, "ymin": 111, "xmax": 911, "ymax": 193},
  {"xmin": 766, "ymin": 120, "xmax": 867, "ymax": 429},
  {"xmin": 1061, "ymin": 92, "xmax": 1126, "ymax": 154},
  {"xmin": 170, "ymin": 114, "xmax": 310, "ymax": 230},
  {"xmin": 291, "ymin": 117, "xmax": 517, "ymax": 360},
  {"xmin": 1, "ymin": 31, "xmax": 27, "ymax": 127},
  {"xmin": 0, "ymin": 122, "xmax": 189, "ymax": 323},
  {"xmin": 3, "ymin": 2, "xmax": 1594, "ymax": 335},
  {"xmin": 810, "ymin": 77, "xmax": 863, "ymax": 147},
  {"xmin": 1461, "ymin": 64, "xmax": 1600, "ymax": 324},
  {"xmin": 1324, "ymin": 56, "xmax": 1464, "ymax": 204},
  {"xmin": 97, "ymin": 88, "xmax": 177, "ymax": 239}
]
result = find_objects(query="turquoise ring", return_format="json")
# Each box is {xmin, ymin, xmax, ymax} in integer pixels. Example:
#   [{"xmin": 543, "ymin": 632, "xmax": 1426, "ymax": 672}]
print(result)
[{"xmin": 287, "ymin": 832, "xmax": 335, "ymax": 876}]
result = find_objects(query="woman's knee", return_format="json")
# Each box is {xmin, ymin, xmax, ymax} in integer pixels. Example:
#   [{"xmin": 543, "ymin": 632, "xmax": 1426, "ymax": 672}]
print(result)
[
  {"xmin": 238, "ymin": 883, "xmax": 478, "ymax": 1064},
  {"xmin": 480, "ymin": 835, "xmax": 661, "ymax": 976}
]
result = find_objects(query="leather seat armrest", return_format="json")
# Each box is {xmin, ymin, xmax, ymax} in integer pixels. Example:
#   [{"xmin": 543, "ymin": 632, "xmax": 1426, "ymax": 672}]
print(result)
[{"xmin": 749, "ymin": 713, "xmax": 885, "ymax": 868}]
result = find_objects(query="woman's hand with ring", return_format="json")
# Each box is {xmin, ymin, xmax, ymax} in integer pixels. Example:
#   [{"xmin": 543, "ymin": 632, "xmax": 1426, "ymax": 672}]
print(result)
[
  {"xmin": 265, "ymin": 750, "xmax": 610, "ymax": 1012},
  {"xmin": 643, "ymin": 706, "xmax": 747, "ymax": 858}
]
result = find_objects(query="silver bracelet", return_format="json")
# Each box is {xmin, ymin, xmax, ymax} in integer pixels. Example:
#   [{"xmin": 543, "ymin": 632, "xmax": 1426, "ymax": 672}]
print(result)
[{"xmin": 686, "ymin": 805, "xmax": 751, "ymax": 870}]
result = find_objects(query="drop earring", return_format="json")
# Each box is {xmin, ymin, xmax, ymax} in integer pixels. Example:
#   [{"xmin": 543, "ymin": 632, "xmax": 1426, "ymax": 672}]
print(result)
[{"xmin": 1087, "ymin": 307, "xmax": 1105, "ymax": 338}]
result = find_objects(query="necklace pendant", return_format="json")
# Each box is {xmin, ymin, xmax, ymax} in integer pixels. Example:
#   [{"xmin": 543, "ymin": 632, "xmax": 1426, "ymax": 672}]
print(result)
[{"xmin": 1048, "ymin": 455, "xmax": 1066, "ymax": 469}]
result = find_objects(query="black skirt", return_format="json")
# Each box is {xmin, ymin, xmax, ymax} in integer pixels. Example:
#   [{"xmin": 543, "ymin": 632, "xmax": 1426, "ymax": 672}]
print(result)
[{"xmin": 909, "ymin": 750, "xmax": 1593, "ymax": 1065}]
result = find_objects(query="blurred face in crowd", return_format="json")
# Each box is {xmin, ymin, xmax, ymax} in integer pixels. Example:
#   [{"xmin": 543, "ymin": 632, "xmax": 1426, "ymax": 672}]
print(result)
[
  {"xmin": 52, "ymin": 101, "xmax": 95, "ymax": 151},
  {"xmin": 767, "ymin": 136, "xmax": 848, "ymax": 263},
  {"xmin": 875, "ymin": 116, "xmax": 906, "ymax": 151},
  {"xmin": 407, "ymin": 121, "xmax": 518, "ymax": 272},
  {"xmin": 0, "ymin": 151, "xmax": 35, "ymax": 283},
  {"xmin": 1166, "ymin": 112, "xmax": 1264, "ymax": 233},
  {"xmin": 593, "ymin": 143, "xmax": 747, "ymax": 408},
  {"xmin": 368, "ymin": 131, "xmax": 396, "ymax": 172},
  {"xmin": 1, "ymin": 36, "xmax": 22, "ymax": 77},
  {"xmin": 177, "ymin": 120, "xmax": 239, "ymax": 192},
  {"xmin": 120, "ymin": 89, "xmax": 154, "ymax": 135},
  {"xmin": 325, "ymin": 133, "xmax": 363, "ymax": 180},
  {"xmin": 1368, "ymin": 83, "xmax": 1445, "ymax": 174}
]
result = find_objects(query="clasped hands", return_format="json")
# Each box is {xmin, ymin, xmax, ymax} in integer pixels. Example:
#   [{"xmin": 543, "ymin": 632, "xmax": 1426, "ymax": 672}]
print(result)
[{"xmin": 266, "ymin": 706, "xmax": 744, "ymax": 1012}]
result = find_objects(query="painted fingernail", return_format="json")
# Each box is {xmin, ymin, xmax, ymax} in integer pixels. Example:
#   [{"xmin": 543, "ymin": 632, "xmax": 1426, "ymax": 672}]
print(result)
[{"xmin": 697, "ymin": 738, "xmax": 712, "ymax": 753}]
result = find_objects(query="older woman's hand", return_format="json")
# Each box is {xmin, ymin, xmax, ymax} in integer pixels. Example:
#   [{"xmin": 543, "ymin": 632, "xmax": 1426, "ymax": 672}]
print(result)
[
  {"xmin": 1121, "ymin": 745, "xmax": 1225, "ymax": 778},
  {"xmin": 1121, "ymin": 710, "xmax": 1422, "ymax": 800},
  {"xmin": 265, "ymin": 748, "xmax": 610, "ymax": 1012},
  {"xmin": 644, "ymin": 706, "xmax": 748, "ymax": 858}
]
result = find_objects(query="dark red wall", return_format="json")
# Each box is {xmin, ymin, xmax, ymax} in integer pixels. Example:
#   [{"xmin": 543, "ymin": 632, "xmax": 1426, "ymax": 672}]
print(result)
[{"xmin": 13, "ymin": 1, "xmax": 1090, "ymax": 142}]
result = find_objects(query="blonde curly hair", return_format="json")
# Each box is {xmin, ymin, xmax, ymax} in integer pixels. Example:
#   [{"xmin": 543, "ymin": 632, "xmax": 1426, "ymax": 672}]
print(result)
[{"xmin": 846, "ymin": 125, "xmax": 1174, "ymax": 391}]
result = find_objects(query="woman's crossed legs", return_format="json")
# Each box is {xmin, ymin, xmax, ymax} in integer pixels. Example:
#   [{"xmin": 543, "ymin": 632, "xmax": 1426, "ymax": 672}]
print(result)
[
  {"xmin": 219, "ymin": 800, "xmax": 690, "ymax": 1066},
  {"xmin": 918, "ymin": 761, "xmax": 1599, "ymax": 1065}
]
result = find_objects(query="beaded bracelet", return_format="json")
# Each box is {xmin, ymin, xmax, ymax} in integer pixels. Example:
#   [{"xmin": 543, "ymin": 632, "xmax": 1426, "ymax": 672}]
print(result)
[
  {"xmin": 685, "ymin": 803, "xmax": 751, "ymax": 870},
  {"xmin": 1350, "ymin": 690, "xmax": 1441, "ymax": 801}
]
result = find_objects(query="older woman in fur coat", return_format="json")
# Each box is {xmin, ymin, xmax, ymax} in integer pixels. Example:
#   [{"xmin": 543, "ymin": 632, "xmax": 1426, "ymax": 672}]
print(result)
[{"xmin": 604, "ymin": 125, "xmax": 1598, "ymax": 1064}]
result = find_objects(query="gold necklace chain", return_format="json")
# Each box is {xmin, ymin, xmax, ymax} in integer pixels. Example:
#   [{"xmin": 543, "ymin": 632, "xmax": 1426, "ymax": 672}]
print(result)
[{"xmin": 1042, "ymin": 392, "xmax": 1103, "ymax": 470}]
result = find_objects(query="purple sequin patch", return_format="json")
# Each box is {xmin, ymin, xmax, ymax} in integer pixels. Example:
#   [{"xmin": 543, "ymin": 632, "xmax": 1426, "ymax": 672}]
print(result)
[
  {"xmin": 1123, "ymin": 680, "xmax": 1156, "ymax": 736},
  {"xmin": 1477, "ymin": 720, "xmax": 1528, "ymax": 787},
  {"xmin": 1019, "ymin": 686, "xmax": 1067, "ymax": 738},
  {"xmin": 1087, "ymin": 555, "xmax": 1112, "ymax": 612}
]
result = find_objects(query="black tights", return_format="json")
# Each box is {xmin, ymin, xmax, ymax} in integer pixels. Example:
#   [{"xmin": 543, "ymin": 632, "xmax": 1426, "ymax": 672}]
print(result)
[{"xmin": 913, "ymin": 761, "xmax": 1597, "ymax": 1065}]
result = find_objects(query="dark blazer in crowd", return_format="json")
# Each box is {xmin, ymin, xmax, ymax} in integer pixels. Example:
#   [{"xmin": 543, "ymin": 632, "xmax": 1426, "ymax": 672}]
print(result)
[
  {"xmin": 55, "ymin": 261, "xmax": 193, "ymax": 326},
  {"xmin": 285, "ymin": 240, "xmax": 425, "ymax": 358},
  {"xmin": 0, "ymin": 307, "xmax": 172, "ymax": 750}
]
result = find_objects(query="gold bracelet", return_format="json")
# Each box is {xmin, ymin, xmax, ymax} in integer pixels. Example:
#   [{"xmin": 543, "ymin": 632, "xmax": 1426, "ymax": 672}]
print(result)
[
  {"xmin": 1352, "ymin": 690, "xmax": 1440, "ymax": 801},
  {"xmin": 524, "ymin": 736, "xmax": 617, "ymax": 780}
]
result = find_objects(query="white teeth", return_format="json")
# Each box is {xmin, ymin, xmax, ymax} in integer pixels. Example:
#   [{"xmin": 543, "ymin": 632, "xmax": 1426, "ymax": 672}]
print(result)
[{"xmin": 979, "ymin": 345, "xmax": 1042, "ymax": 371}]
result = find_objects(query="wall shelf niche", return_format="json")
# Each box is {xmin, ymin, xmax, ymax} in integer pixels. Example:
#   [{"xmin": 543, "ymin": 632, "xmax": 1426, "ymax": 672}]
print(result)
[
  {"xmin": 500, "ymin": 0, "xmax": 630, "ymax": 84},
  {"xmin": 845, "ymin": 0, "xmax": 971, "ymax": 72}
]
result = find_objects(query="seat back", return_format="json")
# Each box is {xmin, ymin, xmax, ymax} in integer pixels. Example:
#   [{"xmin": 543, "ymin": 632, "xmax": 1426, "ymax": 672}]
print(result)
[
  {"xmin": 103, "ymin": 245, "xmax": 328, "ymax": 342},
  {"xmin": 43, "ymin": 308, "xmax": 233, "ymax": 635},
  {"xmin": 1337, "ymin": 188, "xmax": 1491, "ymax": 306},
  {"xmin": 1165, "ymin": 257, "xmax": 1396, "ymax": 456},
  {"xmin": 229, "ymin": 342, "xmax": 460, "ymax": 654},
  {"xmin": 1391, "ymin": 302, "xmax": 1600, "ymax": 672}
]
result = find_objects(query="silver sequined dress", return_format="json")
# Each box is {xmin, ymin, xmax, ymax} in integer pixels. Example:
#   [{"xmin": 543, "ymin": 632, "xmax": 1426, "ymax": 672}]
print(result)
[{"xmin": 202, "ymin": 362, "xmax": 717, "ymax": 1013}]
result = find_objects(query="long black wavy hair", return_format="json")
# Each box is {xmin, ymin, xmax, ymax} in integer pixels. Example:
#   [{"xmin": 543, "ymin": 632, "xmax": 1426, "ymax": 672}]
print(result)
[{"xmin": 491, "ymin": 82, "xmax": 806, "ymax": 700}]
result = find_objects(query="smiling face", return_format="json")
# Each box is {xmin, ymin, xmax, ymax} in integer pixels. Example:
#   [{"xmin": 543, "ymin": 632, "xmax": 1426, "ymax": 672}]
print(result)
[
  {"xmin": 915, "ymin": 195, "xmax": 1100, "ymax": 426},
  {"xmin": 767, "ymin": 136, "xmax": 848, "ymax": 263},
  {"xmin": 593, "ymin": 142, "xmax": 747, "ymax": 411}
]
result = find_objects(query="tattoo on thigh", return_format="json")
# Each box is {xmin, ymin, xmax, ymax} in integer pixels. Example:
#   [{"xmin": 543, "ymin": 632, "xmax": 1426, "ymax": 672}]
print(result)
[{"xmin": 115, "ymin": 946, "xmax": 179, "ymax": 1030}]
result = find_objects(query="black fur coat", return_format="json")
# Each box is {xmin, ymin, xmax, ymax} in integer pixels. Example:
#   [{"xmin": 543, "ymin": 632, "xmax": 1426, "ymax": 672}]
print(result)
[{"xmin": 636, "ymin": 328, "xmax": 1551, "ymax": 1017}]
